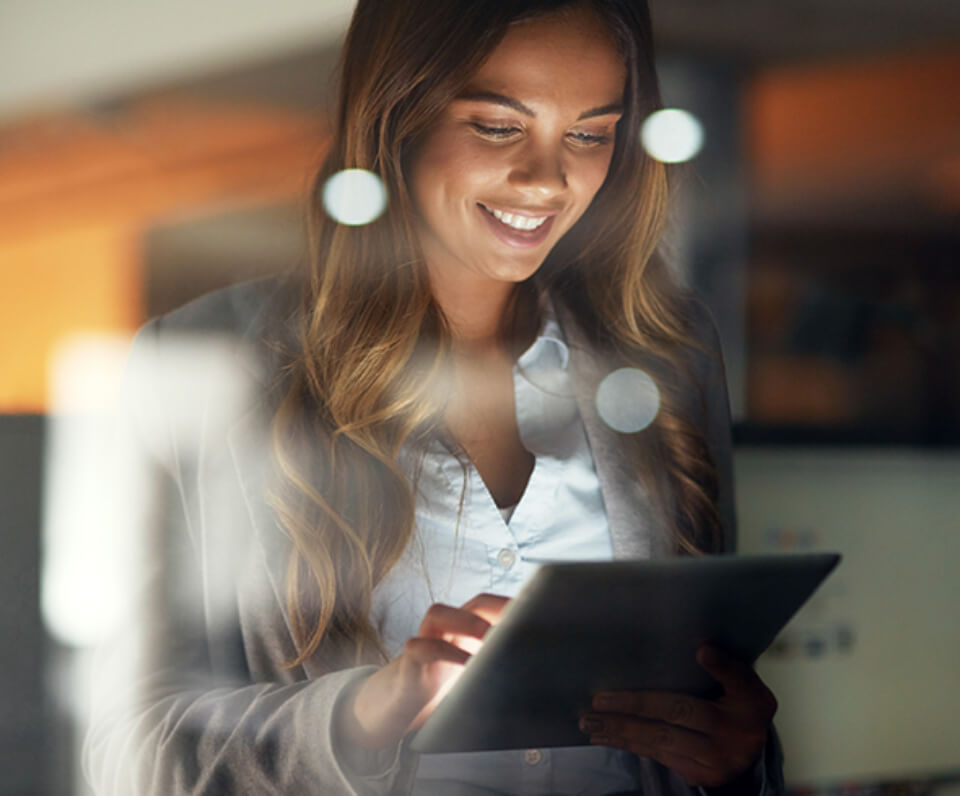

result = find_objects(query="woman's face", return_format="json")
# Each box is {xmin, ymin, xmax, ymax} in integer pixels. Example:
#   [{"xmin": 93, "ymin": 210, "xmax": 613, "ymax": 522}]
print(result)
[{"xmin": 410, "ymin": 7, "xmax": 626, "ymax": 293}]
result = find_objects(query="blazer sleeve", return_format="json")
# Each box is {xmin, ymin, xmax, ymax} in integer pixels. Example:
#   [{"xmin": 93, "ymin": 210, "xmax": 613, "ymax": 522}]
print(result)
[
  {"xmin": 83, "ymin": 317, "xmax": 417, "ymax": 796},
  {"xmin": 690, "ymin": 303, "xmax": 787, "ymax": 795},
  {"xmin": 690, "ymin": 300, "xmax": 738, "ymax": 554}
]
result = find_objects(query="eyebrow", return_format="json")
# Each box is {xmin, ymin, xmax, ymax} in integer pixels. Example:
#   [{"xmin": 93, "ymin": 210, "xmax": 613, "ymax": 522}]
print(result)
[{"xmin": 457, "ymin": 90, "xmax": 623, "ymax": 121}]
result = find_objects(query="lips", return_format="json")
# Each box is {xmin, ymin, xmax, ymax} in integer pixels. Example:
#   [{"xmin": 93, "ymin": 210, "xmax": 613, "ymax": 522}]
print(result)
[{"xmin": 477, "ymin": 202, "xmax": 556, "ymax": 249}]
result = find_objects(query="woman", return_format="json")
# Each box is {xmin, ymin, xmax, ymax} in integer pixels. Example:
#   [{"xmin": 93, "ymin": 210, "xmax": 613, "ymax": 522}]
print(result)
[{"xmin": 86, "ymin": 0, "xmax": 782, "ymax": 794}]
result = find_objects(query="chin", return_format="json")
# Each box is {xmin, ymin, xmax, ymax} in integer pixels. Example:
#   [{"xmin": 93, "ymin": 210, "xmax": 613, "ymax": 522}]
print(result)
[
  {"xmin": 487, "ymin": 263, "xmax": 544, "ymax": 284},
  {"xmin": 486, "ymin": 251, "xmax": 551, "ymax": 281}
]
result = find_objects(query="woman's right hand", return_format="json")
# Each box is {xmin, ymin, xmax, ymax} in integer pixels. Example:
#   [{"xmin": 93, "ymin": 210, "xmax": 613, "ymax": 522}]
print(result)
[{"xmin": 340, "ymin": 593, "xmax": 509, "ymax": 751}]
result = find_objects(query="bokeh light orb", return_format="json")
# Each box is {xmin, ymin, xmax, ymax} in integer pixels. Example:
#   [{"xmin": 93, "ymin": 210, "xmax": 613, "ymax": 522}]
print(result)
[
  {"xmin": 595, "ymin": 368, "xmax": 661, "ymax": 433},
  {"xmin": 641, "ymin": 108, "xmax": 704, "ymax": 164},
  {"xmin": 322, "ymin": 169, "xmax": 388, "ymax": 226}
]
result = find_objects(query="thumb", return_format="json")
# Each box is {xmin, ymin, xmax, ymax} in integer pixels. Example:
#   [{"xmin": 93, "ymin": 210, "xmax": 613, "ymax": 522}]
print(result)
[{"xmin": 696, "ymin": 644, "xmax": 755, "ymax": 696}]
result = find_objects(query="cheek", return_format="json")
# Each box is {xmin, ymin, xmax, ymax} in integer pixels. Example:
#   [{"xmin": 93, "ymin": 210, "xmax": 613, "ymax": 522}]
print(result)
[
  {"xmin": 443, "ymin": 140, "xmax": 505, "ymax": 197},
  {"xmin": 414, "ymin": 148, "xmax": 476, "ymax": 213},
  {"xmin": 410, "ymin": 128, "xmax": 460, "ymax": 208},
  {"xmin": 571, "ymin": 151, "xmax": 616, "ymax": 212},
  {"xmin": 588, "ymin": 149, "xmax": 617, "ymax": 195}
]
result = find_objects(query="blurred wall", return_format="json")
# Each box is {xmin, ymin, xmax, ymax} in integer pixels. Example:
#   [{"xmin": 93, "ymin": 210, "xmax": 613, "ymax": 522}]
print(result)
[
  {"xmin": 0, "ymin": 416, "xmax": 51, "ymax": 795},
  {"xmin": 737, "ymin": 448, "xmax": 960, "ymax": 787},
  {"xmin": 0, "ymin": 0, "xmax": 351, "ymax": 118}
]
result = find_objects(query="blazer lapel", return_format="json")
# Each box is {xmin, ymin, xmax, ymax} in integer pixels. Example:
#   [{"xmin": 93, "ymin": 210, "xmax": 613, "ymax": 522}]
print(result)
[{"xmin": 557, "ymin": 305, "xmax": 673, "ymax": 559}]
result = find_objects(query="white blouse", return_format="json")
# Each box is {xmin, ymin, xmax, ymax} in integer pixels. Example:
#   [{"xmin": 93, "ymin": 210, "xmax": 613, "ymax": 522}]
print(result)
[{"xmin": 370, "ymin": 310, "xmax": 642, "ymax": 795}]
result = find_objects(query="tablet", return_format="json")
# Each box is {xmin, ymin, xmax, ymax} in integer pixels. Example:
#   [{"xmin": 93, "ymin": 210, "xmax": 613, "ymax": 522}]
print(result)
[{"xmin": 410, "ymin": 552, "xmax": 840, "ymax": 753}]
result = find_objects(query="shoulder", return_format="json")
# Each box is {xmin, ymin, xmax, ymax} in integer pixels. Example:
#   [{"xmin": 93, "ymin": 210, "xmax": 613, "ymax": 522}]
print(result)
[
  {"xmin": 149, "ymin": 274, "xmax": 297, "ymax": 340},
  {"xmin": 131, "ymin": 274, "xmax": 300, "ymax": 392},
  {"xmin": 122, "ymin": 276, "xmax": 299, "ymax": 456}
]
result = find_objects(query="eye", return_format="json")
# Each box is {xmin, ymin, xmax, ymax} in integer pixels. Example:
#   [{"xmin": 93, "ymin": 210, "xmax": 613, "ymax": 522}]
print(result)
[
  {"xmin": 470, "ymin": 122, "xmax": 522, "ymax": 140},
  {"xmin": 567, "ymin": 130, "xmax": 613, "ymax": 146}
]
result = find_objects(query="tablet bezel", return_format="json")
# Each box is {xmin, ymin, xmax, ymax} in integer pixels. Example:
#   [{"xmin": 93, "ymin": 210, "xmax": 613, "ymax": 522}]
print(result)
[{"xmin": 411, "ymin": 552, "xmax": 840, "ymax": 753}]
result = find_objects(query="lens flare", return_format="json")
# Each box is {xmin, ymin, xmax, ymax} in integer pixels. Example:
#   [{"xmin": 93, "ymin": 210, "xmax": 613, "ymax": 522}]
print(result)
[
  {"xmin": 641, "ymin": 109, "xmax": 704, "ymax": 164},
  {"xmin": 41, "ymin": 333, "xmax": 258, "ymax": 647},
  {"xmin": 322, "ymin": 168, "xmax": 388, "ymax": 226},
  {"xmin": 42, "ymin": 334, "xmax": 135, "ymax": 648},
  {"xmin": 595, "ymin": 368, "xmax": 660, "ymax": 433}
]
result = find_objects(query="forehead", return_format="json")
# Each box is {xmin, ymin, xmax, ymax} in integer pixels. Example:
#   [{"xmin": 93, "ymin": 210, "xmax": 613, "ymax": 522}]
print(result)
[{"xmin": 466, "ymin": 7, "xmax": 626, "ymax": 108}]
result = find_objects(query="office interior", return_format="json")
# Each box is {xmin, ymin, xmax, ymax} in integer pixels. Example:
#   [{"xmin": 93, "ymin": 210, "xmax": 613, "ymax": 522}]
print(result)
[{"xmin": 1, "ymin": 1, "xmax": 958, "ymax": 794}]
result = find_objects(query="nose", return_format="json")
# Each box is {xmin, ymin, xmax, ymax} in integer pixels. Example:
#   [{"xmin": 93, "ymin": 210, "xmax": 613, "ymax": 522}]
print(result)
[{"xmin": 507, "ymin": 142, "xmax": 568, "ymax": 199}]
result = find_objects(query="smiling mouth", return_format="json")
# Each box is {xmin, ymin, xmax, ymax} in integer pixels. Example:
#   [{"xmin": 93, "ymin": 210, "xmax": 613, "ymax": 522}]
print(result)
[
  {"xmin": 476, "ymin": 202, "xmax": 556, "ymax": 249},
  {"xmin": 478, "ymin": 203, "xmax": 551, "ymax": 231}
]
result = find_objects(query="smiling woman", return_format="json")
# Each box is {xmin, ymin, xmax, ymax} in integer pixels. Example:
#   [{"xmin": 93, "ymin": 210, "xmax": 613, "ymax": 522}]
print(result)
[
  {"xmin": 412, "ymin": 7, "xmax": 624, "ymax": 292},
  {"xmin": 85, "ymin": 1, "xmax": 784, "ymax": 795}
]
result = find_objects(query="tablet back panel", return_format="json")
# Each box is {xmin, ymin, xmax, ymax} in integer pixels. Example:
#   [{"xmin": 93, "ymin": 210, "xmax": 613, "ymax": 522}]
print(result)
[{"xmin": 412, "ymin": 552, "xmax": 840, "ymax": 753}]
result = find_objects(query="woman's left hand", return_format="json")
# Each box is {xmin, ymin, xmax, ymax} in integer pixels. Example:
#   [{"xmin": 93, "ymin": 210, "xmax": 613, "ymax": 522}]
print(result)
[{"xmin": 579, "ymin": 645, "xmax": 777, "ymax": 790}]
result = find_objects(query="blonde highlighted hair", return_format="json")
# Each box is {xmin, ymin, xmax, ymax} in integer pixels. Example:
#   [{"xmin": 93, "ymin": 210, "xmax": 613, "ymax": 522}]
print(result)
[{"xmin": 270, "ymin": 0, "xmax": 722, "ymax": 669}]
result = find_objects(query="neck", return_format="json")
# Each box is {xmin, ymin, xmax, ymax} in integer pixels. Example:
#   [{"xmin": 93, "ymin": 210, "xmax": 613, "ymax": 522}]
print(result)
[{"xmin": 429, "ymin": 273, "xmax": 517, "ymax": 355}]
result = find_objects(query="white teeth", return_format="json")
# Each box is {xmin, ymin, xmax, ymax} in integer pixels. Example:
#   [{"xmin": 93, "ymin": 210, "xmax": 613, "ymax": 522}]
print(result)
[{"xmin": 487, "ymin": 206, "xmax": 548, "ymax": 231}]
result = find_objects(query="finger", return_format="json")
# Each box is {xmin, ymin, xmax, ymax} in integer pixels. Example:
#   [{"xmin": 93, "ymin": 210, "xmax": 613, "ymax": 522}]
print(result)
[
  {"xmin": 401, "ymin": 638, "xmax": 470, "ymax": 713},
  {"xmin": 380, "ymin": 639, "xmax": 470, "ymax": 735},
  {"xmin": 698, "ymin": 646, "xmax": 779, "ymax": 724},
  {"xmin": 580, "ymin": 714, "xmax": 716, "ymax": 767},
  {"xmin": 696, "ymin": 645, "xmax": 763, "ymax": 698},
  {"xmin": 402, "ymin": 636, "xmax": 471, "ymax": 668},
  {"xmin": 418, "ymin": 603, "xmax": 491, "ymax": 642},
  {"xmin": 592, "ymin": 691, "xmax": 720, "ymax": 735},
  {"xmin": 460, "ymin": 593, "xmax": 510, "ymax": 626}
]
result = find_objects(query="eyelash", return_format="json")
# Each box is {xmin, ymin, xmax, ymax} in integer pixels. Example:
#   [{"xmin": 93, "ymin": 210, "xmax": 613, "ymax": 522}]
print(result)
[
  {"xmin": 570, "ymin": 130, "xmax": 612, "ymax": 146},
  {"xmin": 471, "ymin": 122, "xmax": 520, "ymax": 139},
  {"xmin": 470, "ymin": 122, "xmax": 611, "ymax": 146}
]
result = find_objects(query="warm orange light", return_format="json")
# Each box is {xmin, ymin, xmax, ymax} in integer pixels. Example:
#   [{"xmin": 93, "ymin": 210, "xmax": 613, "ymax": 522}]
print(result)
[
  {"xmin": 748, "ymin": 48, "xmax": 960, "ymax": 209},
  {"xmin": 0, "ymin": 98, "xmax": 327, "ymax": 413},
  {"xmin": 0, "ymin": 225, "xmax": 140, "ymax": 413}
]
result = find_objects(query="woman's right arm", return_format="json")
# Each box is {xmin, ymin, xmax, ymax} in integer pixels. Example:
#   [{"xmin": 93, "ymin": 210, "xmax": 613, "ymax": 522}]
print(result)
[
  {"xmin": 81, "ymin": 317, "xmax": 402, "ymax": 796},
  {"xmin": 83, "ymin": 314, "xmax": 505, "ymax": 795},
  {"xmin": 86, "ymin": 555, "xmax": 500, "ymax": 796}
]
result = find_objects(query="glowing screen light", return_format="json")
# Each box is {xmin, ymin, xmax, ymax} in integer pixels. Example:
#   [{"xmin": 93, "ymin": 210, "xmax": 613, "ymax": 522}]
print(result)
[
  {"xmin": 641, "ymin": 108, "xmax": 704, "ymax": 164},
  {"xmin": 322, "ymin": 168, "xmax": 388, "ymax": 226},
  {"xmin": 42, "ymin": 334, "xmax": 137, "ymax": 648},
  {"xmin": 42, "ymin": 333, "xmax": 258, "ymax": 648},
  {"xmin": 595, "ymin": 368, "xmax": 661, "ymax": 433}
]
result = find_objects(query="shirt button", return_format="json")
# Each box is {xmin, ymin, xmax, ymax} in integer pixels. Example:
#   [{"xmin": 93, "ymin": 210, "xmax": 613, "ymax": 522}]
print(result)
[
  {"xmin": 497, "ymin": 548, "xmax": 516, "ymax": 569},
  {"xmin": 524, "ymin": 749, "xmax": 542, "ymax": 765}
]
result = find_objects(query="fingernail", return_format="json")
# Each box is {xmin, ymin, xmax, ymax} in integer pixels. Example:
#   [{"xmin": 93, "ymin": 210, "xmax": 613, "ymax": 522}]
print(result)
[
  {"xmin": 579, "ymin": 716, "xmax": 604, "ymax": 734},
  {"xmin": 589, "ymin": 735, "xmax": 611, "ymax": 746}
]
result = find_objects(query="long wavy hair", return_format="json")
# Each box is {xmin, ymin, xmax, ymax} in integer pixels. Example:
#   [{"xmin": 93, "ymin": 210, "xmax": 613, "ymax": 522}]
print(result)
[{"xmin": 270, "ymin": 0, "xmax": 723, "ymax": 669}]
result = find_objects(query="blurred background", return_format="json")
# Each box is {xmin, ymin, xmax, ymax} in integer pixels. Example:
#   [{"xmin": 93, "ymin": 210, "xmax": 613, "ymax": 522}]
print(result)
[{"xmin": 1, "ymin": 0, "xmax": 958, "ymax": 793}]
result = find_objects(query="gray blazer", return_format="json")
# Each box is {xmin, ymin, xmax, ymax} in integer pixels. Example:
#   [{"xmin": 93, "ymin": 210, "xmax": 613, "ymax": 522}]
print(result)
[{"xmin": 84, "ymin": 277, "xmax": 782, "ymax": 795}]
